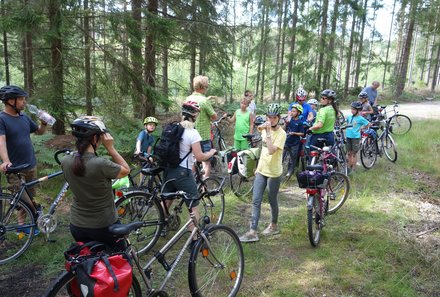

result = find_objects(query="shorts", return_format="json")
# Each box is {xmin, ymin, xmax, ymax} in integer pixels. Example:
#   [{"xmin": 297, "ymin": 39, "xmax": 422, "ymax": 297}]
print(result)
[
  {"xmin": 163, "ymin": 166, "xmax": 199, "ymax": 207},
  {"xmin": 346, "ymin": 138, "xmax": 361, "ymax": 153},
  {"xmin": 200, "ymin": 140, "xmax": 213, "ymax": 161},
  {"xmin": 6, "ymin": 166, "xmax": 38, "ymax": 209}
]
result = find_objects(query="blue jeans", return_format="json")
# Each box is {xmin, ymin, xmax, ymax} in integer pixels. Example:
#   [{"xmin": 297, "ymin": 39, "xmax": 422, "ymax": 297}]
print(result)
[{"xmin": 250, "ymin": 173, "xmax": 282, "ymax": 231}]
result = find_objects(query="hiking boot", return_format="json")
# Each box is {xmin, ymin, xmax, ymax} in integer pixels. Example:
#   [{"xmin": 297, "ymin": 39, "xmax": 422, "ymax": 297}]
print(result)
[
  {"xmin": 239, "ymin": 230, "xmax": 259, "ymax": 243},
  {"xmin": 262, "ymin": 225, "xmax": 280, "ymax": 236}
]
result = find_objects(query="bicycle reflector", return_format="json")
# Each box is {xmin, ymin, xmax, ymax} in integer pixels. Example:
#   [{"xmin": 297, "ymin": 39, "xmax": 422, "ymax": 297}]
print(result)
[
  {"xmin": 306, "ymin": 189, "xmax": 319, "ymax": 195},
  {"xmin": 310, "ymin": 151, "xmax": 319, "ymax": 157}
]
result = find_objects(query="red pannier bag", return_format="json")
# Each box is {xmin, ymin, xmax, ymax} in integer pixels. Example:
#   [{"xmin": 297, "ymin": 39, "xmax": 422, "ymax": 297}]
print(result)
[{"xmin": 64, "ymin": 241, "xmax": 133, "ymax": 297}]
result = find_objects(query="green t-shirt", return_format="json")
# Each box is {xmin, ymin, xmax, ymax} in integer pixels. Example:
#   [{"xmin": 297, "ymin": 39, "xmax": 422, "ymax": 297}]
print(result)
[
  {"xmin": 313, "ymin": 105, "xmax": 336, "ymax": 134},
  {"xmin": 234, "ymin": 109, "xmax": 251, "ymax": 141},
  {"xmin": 186, "ymin": 92, "xmax": 216, "ymax": 141},
  {"xmin": 61, "ymin": 153, "xmax": 121, "ymax": 228}
]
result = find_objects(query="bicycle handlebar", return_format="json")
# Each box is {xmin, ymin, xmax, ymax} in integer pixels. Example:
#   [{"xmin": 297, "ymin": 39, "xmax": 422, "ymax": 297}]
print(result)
[{"xmin": 54, "ymin": 149, "xmax": 73, "ymax": 165}]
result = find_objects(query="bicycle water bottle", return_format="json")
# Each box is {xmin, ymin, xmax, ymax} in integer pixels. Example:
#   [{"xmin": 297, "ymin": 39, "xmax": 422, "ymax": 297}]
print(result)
[{"xmin": 27, "ymin": 104, "xmax": 56, "ymax": 126}]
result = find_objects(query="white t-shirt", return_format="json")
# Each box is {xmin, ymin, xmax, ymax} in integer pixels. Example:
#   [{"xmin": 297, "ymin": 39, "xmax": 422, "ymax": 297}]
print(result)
[
  {"xmin": 247, "ymin": 101, "xmax": 256, "ymax": 115},
  {"xmin": 179, "ymin": 128, "xmax": 202, "ymax": 169}
]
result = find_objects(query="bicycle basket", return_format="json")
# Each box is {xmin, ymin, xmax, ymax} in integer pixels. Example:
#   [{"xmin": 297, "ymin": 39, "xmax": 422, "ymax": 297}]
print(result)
[{"xmin": 296, "ymin": 171, "xmax": 329, "ymax": 189}]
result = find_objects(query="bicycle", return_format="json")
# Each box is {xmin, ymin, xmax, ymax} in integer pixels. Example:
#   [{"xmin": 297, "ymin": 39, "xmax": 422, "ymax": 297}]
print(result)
[
  {"xmin": 359, "ymin": 120, "xmax": 398, "ymax": 169},
  {"xmin": 373, "ymin": 101, "xmax": 412, "ymax": 135},
  {"xmin": 228, "ymin": 133, "xmax": 262, "ymax": 198},
  {"xmin": 45, "ymin": 180, "xmax": 245, "ymax": 297},
  {"xmin": 297, "ymin": 145, "xmax": 350, "ymax": 247},
  {"xmin": 115, "ymin": 164, "xmax": 225, "ymax": 255},
  {"xmin": 0, "ymin": 149, "xmax": 72, "ymax": 264}
]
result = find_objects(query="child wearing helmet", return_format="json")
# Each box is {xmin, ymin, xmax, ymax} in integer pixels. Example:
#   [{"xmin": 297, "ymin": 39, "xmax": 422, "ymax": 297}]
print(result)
[
  {"xmin": 288, "ymin": 87, "xmax": 314, "ymax": 123},
  {"xmin": 358, "ymin": 92, "xmax": 374, "ymax": 120},
  {"xmin": 283, "ymin": 104, "xmax": 305, "ymax": 178},
  {"xmin": 345, "ymin": 102, "xmax": 370, "ymax": 173},
  {"xmin": 61, "ymin": 116, "xmax": 130, "ymax": 249},
  {"xmin": 222, "ymin": 97, "xmax": 254, "ymax": 150},
  {"xmin": 240, "ymin": 103, "xmax": 286, "ymax": 243},
  {"xmin": 135, "ymin": 116, "xmax": 158, "ymax": 155}
]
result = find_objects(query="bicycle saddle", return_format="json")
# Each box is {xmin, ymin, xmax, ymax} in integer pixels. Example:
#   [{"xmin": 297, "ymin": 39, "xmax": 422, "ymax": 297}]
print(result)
[
  {"xmin": 108, "ymin": 221, "xmax": 145, "ymax": 236},
  {"xmin": 242, "ymin": 133, "xmax": 255, "ymax": 140},
  {"xmin": 5, "ymin": 163, "xmax": 31, "ymax": 174},
  {"xmin": 306, "ymin": 164, "xmax": 324, "ymax": 172}
]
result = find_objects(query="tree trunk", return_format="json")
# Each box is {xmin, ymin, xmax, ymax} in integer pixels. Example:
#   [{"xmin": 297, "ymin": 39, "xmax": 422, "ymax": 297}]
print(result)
[
  {"xmin": 23, "ymin": 0, "xmax": 34, "ymax": 96},
  {"xmin": 48, "ymin": 0, "xmax": 65, "ymax": 135},
  {"xmin": 277, "ymin": 0, "xmax": 289, "ymax": 102},
  {"xmin": 130, "ymin": 0, "xmax": 144, "ymax": 116},
  {"xmin": 272, "ymin": 0, "xmax": 284, "ymax": 101},
  {"xmin": 382, "ymin": 0, "xmax": 397, "ymax": 89},
  {"xmin": 143, "ymin": 0, "xmax": 158, "ymax": 117},
  {"xmin": 343, "ymin": 14, "xmax": 357, "ymax": 100},
  {"xmin": 84, "ymin": 0, "xmax": 92, "ymax": 115},
  {"xmin": 162, "ymin": 0, "xmax": 169, "ymax": 105},
  {"xmin": 1, "ymin": 0, "xmax": 9, "ymax": 85},
  {"xmin": 255, "ymin": 4, "xmax": 266, "ymax": 101},
  {"xmin": 317, "ymin": 0, "xmax": 329, "ymax": 89},
  {"xmin": 260, "ymin": 6, "xmax": 270, "ymax": 102},
  {"xmin": 337, "ymin": 3, "xmax": 349, "ymax": 88},
  {"xmin": 354, "ymin": 0, "xmax": 368, "ymax": 88},
  {"xmin": 284, "ymin": 0, "xmax": 298, "ymax": 102},
  {"xmin": 323, "ymin": 0, "xmax": 340, "ymax": 87}
]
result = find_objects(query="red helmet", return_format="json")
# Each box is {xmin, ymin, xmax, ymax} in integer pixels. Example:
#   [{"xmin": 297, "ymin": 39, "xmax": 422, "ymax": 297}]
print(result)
[
  {"xmin": 182, "ymin": 101, "xmax": 200, "ymax": 117},
  {"xmin": 295, "ymin": 88, "xmax": 307, "ymax": 101}
]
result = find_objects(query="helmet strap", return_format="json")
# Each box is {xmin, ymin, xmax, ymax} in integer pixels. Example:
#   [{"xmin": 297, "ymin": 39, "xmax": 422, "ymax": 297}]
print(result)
[{"xmin": 6, "ymin": 99, "xmax": 20, "ymax": 115}]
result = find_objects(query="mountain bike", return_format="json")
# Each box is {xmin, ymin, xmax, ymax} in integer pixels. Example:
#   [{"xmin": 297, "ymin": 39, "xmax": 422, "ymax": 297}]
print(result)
[
  {"xmin": 0, "ymin": 149, "xmax": 72, "ymax": 264},
  {"xmin": 228, "ymin": 133, "xmax": 262, "ymax": 198},
  {"xmin": 297, "ymin": 145, "xmax": 350, "ymax": 247},
  {"xmin": 44, "ymin": 182, "xmax": 244, "ymax": 297},
  {"xmin": 374, "ymin": 101, "xmax": 412, "ymax": 135},
  {"xmin": 115, "ymin": 168, "xmax": 225, "ymax": 255},
  {"xmin": 360, "ymin": 120, "xmax": 398, "ymax": 169}
]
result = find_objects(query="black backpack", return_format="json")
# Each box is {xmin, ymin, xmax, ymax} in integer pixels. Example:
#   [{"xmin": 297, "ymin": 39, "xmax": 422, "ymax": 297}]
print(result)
[{"xmin": 155, "ymin": 122, "xmax": 191, "ymax": 168}]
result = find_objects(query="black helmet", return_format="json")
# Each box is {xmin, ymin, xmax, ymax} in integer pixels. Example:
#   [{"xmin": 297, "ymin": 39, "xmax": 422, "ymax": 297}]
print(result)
[
  {"xmin": 320, "ymin": 89, "xmax": 337, "ymax": 100},
  {"xmin": 0, "ymin": 85, "xmax": 28, "ymax": 101},
  {"xmin": 358, "ymin": 91, "xmax": 369, "ymax": 99},
  {"xmin": 351, "ymin": 101, "xmax": 363, "ymax": 110},
  {"xmin": 71, "ymin": 116, "xmax": 107, "ymax": 138},
  {"xmin": 254, "ymin": 115, "xmax": 265, "ymax": 126}
]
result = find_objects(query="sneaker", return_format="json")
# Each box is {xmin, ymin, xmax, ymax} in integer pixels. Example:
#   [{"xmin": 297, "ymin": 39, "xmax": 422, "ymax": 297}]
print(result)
[
  {"xmin": 16, "ymin": 226, "xmax": 40, "ymax": 236},
  {"xmin": 239, "ymin": 230, "xmax": 259, "ymax": 243},
  {"xmin": 262, "ymin": 225, "xmax": 280, "ymax": 236}
]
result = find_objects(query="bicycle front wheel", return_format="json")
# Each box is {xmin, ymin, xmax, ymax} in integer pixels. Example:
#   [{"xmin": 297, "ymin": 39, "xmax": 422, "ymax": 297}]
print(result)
[
  {"xmin": 199, "ymin": 177, "xmax": 225, "ymax": 225},
  {"xmin": 382, "ymin": 134, "xmax": 397, "ymax": 162},
  {"xmin": 0, "ymin": 196, "xmax": 36, "ymax": 264},
  {"xmin": 326, "ymin": 172, "xmax": 350, "ymax": 215},
  {"xmin": 307, "ymin": 194, "xmax": 321, "ymax": 247},
  {"xmin": 44, "ymin": 270, "xmax": 142, "ymax": 297},
  {"xmin": 389, "ymin": 114, "xmax": 411, "ymax": 135},
  {"xmin": 229, "ymin": 173, "xmax": 254, "ymax": 199},
  {"xmin": 188, "ymin": 224, "xmax": 244, "ymax": 297},
  {"xmin": 115, "ymin": 191, "xmax": 164, "ymax": 255},
  {"xmin": 360, "ymin": 137, "xmax": 377, "ymax": 169}
]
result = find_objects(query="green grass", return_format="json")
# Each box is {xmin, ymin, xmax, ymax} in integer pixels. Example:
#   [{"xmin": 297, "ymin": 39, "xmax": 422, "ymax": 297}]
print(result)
[{"xmin": 1, "ymin": 119, "xmax": 439, "ymax": 296}]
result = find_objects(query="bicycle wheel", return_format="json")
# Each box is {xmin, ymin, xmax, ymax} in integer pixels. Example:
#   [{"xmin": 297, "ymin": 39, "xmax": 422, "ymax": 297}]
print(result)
[
  {"xmin": 333, "ymin": 146, "xmax": 348, "ymax": 175},
  {"xmin": 360, "ymin": 137, "xmax": 377, "ymax": 169},
  {"xmin": 115, "ymin": 191, "xmax": 164, "ymax": 255},
  {"xmin": 198, "ymin": 177, "xmax": 225, "ymax": 225},
  {"xmin": 382, "ymin": 134, "xmax": 397, "ymax": 162},
  {"xmin": 188, "ymin": 224, "xmax": 244, "ymax": 297},
  {"xmin": 0, "ymin": 196, "xmax": 36, "ymax": 264},
  {"xmin": 307, "ymin": 194, "xmax": 321, "ymax": 247},
  {"xmin": 326, "ymin": 172, "xmax": 350, "ymax": 215},
  {"xmin": 229, "ymin": 173, "xmax": 254, "ymax": 198},
  {"xmin": 388, "ymin": 114, "xmax": 411, "ymax": 135},
  {"xmin": 44, "ymin": 270, "xmax": 142, "ymax": 297},
  {"xmin": 282, "ymin": 149, "xmax": 291, "ymax": 179}
]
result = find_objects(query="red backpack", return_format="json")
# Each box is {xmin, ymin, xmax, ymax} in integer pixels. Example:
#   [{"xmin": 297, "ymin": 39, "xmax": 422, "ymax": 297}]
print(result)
[{"xmin": 64, "ymin": 241, "xmax": 133, "ymax": 297}]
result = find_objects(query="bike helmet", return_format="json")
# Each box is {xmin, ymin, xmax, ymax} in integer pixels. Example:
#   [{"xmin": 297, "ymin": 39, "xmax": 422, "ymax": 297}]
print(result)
[
  {"xmin": 0, "ymin": 85, "xmax": 28, "ymax": 101},
  {"xmin": 295, "ymin": 87, "xmax": 307, "ymax": 101},
  {"xmin": 266, "ymin": 103, "xmax": 281, "ymax": 116},
  {"xmin": 254, "ymin": 115, "xmax": 265, "ymax": 126},
  {"xmin": 320, "ymin": 89, "xmax": 337, "ymax": 100},
  {"xmin": 351, "ymin": 101, "xmax": 363, "ymax": 110},
  {"xmin": 71, "ymin": 116, "xmax": 107, "ymax": 138},
  {"xmin": 143, "ymin": 116, "xmax": 158, "ymax": 125},
  {"xmin": 290, "ymin": 103, "xmax": 303, "ymax": 114},
  {"xmin": 307, "ymin": 98, "xmax": 318, "ymax": 106},
  {"xmin": 182, "ymin": 100, "xmax": 200, "ymax": 117},
  {"xmin": 358, "ymin": 91, "xmax": 369, "ymax": 99}
]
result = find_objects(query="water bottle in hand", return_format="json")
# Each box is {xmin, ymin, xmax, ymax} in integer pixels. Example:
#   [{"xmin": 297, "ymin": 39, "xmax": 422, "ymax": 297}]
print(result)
[{"xmin": 27, "ymin": 104, "xmax": 56, "ymax": 126}]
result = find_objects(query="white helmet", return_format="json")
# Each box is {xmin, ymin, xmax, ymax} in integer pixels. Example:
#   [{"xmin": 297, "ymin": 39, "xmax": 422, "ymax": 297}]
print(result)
[
  {"xmin": 295, "ymin": 87, "xmax": 307, "ymax": 101},
  {"xmin": 307, "ymin": 99, "xmax": 318, "ymax": 106}
]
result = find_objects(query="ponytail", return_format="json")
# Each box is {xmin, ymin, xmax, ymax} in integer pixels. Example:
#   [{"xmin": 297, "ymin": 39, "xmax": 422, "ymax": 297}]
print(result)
[{"xmin": 72, "ymin": 138, "xmax": 91, "ymax": 176}]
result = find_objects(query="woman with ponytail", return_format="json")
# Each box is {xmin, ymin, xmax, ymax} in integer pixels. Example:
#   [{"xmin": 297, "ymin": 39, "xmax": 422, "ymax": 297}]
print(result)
[
  {"xmin": 61, "ymin": 116, "xmax": 129, "ymax": 249},
  {"xmin": 308, "ymin": 89, "xmax": 339, "ymax": 148}
]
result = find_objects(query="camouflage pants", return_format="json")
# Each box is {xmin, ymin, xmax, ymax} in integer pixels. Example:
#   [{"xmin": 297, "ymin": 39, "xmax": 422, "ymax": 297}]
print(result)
[{"xmin": 6, "ymin": 166, "xmax": 38, "ymax": 212}]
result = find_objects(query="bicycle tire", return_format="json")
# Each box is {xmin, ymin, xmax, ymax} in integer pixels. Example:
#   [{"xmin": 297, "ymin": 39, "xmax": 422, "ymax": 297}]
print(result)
[
  {"xmin": 282, "ymin": 149, "xmax": 292, "ymax": 180},
  {"xmin": 382, "ymin": 134, "xmax": 398, "ymax": 162},
  {"xmin": 360, "ymin": 137, "xmax": 377, "ymax": 169},
  {"xmin": 229, "ymin": 173, "xmax": 254, "ymax": 198},
  {"xmin": 115, "ymin": 191, "xmax": 164, "ymax": 255},
  {"xmin": 388, "ymin": 114, "xmax": 412, "ymax": 135},
  {"xmin": 198, "ymin": 177, "xmax": 225, "ymax": 225},
  {"xmin": 307, "ymin": 194, "xmax": 321, "ymax": 247},
  {"xmin": 326, "ymin": 172, "xmax": 350, "ymax": 215},
  {"xmin": 0, "ymin": 196, "xmax": 36, "ymax": 264},
  {"xmin": 188, "ymin": 224, "xmax": 244, "ymax": 297},
  {"xmin": 333, "ymin": 145, "xmax": 348, "ymax": 175},
  {"xmin": 44, "ymin": 270, "xmax": 142, "ymax": 297}
]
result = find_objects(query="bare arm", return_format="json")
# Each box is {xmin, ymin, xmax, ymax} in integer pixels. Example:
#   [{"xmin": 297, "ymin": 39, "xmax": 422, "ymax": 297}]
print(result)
[
  {"xmin": 0, "ymin": 135, "xmax": 11, "ymax": 172},
  {"xmin": 249, "ymin": 113, "xmax": 254, "ymax": 133},
  {"xmin": 34, "ymin": 121, "xmax": 47, "ymax": 135},
  {"xmin": 192, "ymin": 141, "xmax": 216, "ymax": 162},
  {"xmin": 306, "ymin": 111, "xmax": 314, "ymax": 122},
  {"xmin": 101, "ymin": 133, "xmax": 130, "ymax": 179}
]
